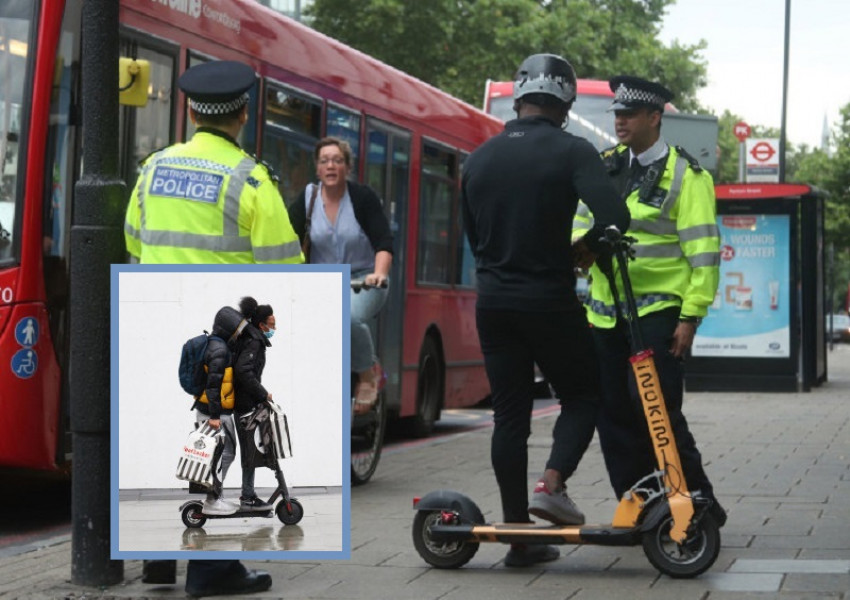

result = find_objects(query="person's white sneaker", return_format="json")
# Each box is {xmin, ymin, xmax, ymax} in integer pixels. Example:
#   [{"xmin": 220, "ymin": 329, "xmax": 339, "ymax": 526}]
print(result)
[{"xmin": 203, "ymin": 497, "xmax": 239, "ymax": 515}]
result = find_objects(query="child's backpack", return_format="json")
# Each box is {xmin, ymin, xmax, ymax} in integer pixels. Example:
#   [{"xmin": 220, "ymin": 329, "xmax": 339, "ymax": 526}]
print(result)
[{"xmin": 178, "ymin": 332, "xmax": 222, "ymax": 397}]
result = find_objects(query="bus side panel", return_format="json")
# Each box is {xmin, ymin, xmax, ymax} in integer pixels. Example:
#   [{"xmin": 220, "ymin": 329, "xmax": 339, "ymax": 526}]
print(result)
[{"xmin": 0, "ymin": 304, "xmax": 61, "ymax": 470}]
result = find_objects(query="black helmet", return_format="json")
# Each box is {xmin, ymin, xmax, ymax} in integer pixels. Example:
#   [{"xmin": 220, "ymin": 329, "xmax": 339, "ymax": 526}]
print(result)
[{"xmin": 513, "ymin": 53, "xmax": 577, "ymax": 105}]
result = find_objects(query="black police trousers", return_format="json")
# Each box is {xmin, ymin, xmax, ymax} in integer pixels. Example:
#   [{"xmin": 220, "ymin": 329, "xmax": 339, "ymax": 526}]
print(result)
[
  {"xmin": 592, "ymin": 307, "xmax": 714, "ymax": 499},
  {"xmin": 476, "ymin": 308, "xmax": 600, "ymax": 523}
]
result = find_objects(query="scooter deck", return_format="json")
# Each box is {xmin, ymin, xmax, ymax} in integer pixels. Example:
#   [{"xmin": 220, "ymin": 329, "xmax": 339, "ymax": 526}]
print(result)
[
  {"xmin": 199, "ymin": 508, "xmax": 275, "ymax": 519},
  {"xmin": 428, "ymin": 522, "xmax": 643, "ymax": 547}
]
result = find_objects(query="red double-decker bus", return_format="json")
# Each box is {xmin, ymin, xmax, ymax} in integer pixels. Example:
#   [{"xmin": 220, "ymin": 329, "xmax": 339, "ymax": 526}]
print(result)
[{"xmin": 1, "ymin": 0, "xmax": 502, "ymax": 482}]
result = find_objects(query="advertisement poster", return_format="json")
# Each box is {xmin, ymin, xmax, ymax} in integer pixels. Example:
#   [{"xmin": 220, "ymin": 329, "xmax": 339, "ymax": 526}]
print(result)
[{"xmin": 693, "ymin": 214, "xmax": 790, "ymax": 358}]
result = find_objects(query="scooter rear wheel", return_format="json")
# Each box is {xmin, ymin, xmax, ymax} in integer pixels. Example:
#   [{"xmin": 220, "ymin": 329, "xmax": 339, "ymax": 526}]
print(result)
[
  {"xmin": 276, "ymin": 498, "xmax": 304, "ymax": 525},
  {"xmin": 412, "ymin": 510, "xmax": 479, "ymax": 569},
  {"xmin": 642, "ymin": 512, "xmax": 720, "ymax": 578},
  {"xmin": 181, "ymin": 501, "xmax": 207, "ymax": 529}
]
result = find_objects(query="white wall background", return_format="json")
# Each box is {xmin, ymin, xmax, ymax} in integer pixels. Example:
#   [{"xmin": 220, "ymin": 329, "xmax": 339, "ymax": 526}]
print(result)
[{"xmin": 117, "ymin": 269, "xmax": 344, "ymax": 490}]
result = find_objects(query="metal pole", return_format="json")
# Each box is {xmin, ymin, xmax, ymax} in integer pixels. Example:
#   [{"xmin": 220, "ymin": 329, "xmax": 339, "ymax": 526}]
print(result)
[
  {"xmin": 779, "ymin": 0, "xmax": 791, "ymax": 182},
  {"xmin": 71, "ymin": 0, "xmax": 126, "ymax": 586}
]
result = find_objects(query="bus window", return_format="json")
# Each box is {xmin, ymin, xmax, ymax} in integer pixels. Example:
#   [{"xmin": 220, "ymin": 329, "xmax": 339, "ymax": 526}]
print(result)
[
  {"xmin": 118, "ymin": 41, "xmax": 177, "ymax": 185},
  {"xmin": 326, "ymin": 105, "xmax": 360, "ymax": 175},
  {"xmin": 0, "ymin": 1, "xmax": 33, "ymax": 265},
  {"xmin": 184, "ymin": 54, "xmax": 258, "ymax": 154},
  {"xmin": 364, "ymin": 120, "xmax": 410, "ymax": 400},
  {"xmin": 262, "ymin": 85, "xmax": 320, "ymax": 206},
  {"xmin": 418, "ymin": 142, "xmax": 456, "ymax": 285},
  {"xmin": 456, "ymin": 152, "xmax": 475, "ymax": 288}
]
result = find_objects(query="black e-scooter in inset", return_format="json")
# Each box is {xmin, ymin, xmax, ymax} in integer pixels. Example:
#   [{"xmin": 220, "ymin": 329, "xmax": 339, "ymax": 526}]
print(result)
[
  {"xmin": 180, "ymin": 400, "xmax": 304, "ymax": 528},
  {"xmin": 411, "ymin": 227, "xmax": 721, "ymax": 578}
]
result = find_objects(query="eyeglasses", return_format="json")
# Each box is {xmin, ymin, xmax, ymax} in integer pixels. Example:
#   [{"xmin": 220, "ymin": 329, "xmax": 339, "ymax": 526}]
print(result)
[{"xmin": 318, "ymin": 157, "xmax": 346, "ymax": 166}]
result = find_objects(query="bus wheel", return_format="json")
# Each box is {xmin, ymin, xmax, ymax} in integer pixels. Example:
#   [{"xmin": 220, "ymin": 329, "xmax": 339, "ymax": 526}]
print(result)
[{"xmin": 411, "ymin": 337, "xmax": 442, "ymax": 438}]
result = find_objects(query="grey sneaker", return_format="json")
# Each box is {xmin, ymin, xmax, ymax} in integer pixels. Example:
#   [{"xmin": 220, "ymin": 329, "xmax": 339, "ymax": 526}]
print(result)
[
  {"xmin": 202, "ymin": 497, "xmax": 238, "ymax": 516},
  {"xmin": 528, "ymin": 479, "xmax": 585, "ymax": 525}
]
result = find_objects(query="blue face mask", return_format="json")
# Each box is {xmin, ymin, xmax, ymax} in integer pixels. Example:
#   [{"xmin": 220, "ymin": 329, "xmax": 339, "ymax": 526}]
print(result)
[{"xmin": 263, "ymin": 328, "xmax": 275, "ymax": 339}]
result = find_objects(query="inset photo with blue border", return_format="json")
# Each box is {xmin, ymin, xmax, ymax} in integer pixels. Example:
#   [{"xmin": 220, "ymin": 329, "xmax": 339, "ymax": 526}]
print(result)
[{"xmin": 110, "ymin": 264, "xmax": 350, "ymax": 560}]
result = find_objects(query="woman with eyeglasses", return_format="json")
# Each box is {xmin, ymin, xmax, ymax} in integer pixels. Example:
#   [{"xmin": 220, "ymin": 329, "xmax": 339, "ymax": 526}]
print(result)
[{"xmin": 288, "ymin": 137, "xmax": 394, "ymax": 413}]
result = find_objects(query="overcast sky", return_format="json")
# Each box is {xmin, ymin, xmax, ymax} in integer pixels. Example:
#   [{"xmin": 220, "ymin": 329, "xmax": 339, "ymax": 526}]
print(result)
[{"xmin": 658, "ymin": 0, "xmax": 848, "ymax": 149}]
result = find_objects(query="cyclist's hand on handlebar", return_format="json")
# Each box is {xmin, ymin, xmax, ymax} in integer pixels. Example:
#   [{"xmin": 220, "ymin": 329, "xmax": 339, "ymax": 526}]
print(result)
[
  {"xmin": 267, "ymin": 393, "xmax": 273, "ymax": 402},
  {"xmin": 364, "ymin": 273, "xmax": 388, "ymax": 288}
]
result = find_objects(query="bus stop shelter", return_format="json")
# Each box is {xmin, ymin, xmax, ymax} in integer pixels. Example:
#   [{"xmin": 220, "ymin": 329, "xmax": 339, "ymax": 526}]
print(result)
[{"xmin": 685, "ymin": 183, "xmax": 826, "ymax": 392}]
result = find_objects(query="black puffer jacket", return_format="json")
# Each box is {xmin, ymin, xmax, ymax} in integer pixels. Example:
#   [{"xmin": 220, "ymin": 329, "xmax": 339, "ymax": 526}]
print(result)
[
  {"xmin": 195, "ymin": 306, "xmax": 244, "ymax": 419},
  {"xmin": 233, "ymin": 324, "xmax": 271, "ymax": 415}
]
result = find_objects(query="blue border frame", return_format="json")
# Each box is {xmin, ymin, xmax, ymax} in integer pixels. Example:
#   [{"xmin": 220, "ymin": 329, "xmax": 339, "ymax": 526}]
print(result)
[{"xmin": 110, "ymin": 263, "xmax": 351, "ymax": 560}]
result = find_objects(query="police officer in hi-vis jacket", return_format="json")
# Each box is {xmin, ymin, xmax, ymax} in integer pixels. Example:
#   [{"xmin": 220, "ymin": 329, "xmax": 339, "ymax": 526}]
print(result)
[
  {"xmin": 124, "ymin": 60, "xmax": 303, "ymax": 265},
  {"xmin": 573, "ymin": 75, "xmax": 727, "ymax": 528}
]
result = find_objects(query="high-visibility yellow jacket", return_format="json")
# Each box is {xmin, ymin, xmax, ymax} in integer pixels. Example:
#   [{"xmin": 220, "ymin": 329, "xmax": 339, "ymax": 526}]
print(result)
[
  {"xmin": 573, "ymin": 144, "xmax": 720, "ymax": 329},
  {"xmin": 124, "ymin": 130, "xmax": 304, "ymax": 264}
]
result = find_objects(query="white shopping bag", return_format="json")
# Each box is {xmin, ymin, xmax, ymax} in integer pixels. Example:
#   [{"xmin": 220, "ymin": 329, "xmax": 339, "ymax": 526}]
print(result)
[
  {"xmin": 268, "ymin": 400, "xmax": 293, "ymax": 459},
  {"xmin": 175, "ymin": 421, "xmax": 221, "ymax": 486}
]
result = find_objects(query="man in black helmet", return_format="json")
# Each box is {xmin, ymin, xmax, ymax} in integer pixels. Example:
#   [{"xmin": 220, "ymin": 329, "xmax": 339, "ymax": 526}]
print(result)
[{"xmin": 461, "ymin": 53, "xmax": 629, "ymax": 567}]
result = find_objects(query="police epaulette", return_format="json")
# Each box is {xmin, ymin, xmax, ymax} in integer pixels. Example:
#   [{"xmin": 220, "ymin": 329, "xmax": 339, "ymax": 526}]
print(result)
[
  {"xmin": 674, "ymin": 146, "xmax": 702, "ymax": 173},
  {"xmin": 601, "ymin": 145, "xmax": 626, "ymax": 174},
  {"xmin": 251, "ymin": 154, "xmax": 280, "ymax": 183}
]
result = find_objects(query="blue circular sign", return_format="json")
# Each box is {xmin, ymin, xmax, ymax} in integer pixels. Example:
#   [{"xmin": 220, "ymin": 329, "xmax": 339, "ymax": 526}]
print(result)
[
  {"xmin": 14, "ymin": 317, "xmax": 39, "ymax": 348},
  {"xmin": 11, "ymin": 348, "xmax": 38, "ymax": 379}
]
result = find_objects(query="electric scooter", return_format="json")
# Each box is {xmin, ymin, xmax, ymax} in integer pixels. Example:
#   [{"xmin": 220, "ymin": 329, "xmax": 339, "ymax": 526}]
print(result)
[
  {"xmin": 350, "ymin": 278, "xmax": 388, "ymax": 486},
  {"xmin": 180, "ymin": 400, "xmax": 304, "ymax": 528},
  {"xmin": 411, "ymin": 227, "xmax": 721, "ymax": 578}
]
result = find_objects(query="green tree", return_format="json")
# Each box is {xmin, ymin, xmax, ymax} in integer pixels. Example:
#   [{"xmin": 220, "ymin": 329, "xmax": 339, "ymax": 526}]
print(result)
[{"xmin": 307, "ymin": 0, "xmax": 707, "ymax": 109}]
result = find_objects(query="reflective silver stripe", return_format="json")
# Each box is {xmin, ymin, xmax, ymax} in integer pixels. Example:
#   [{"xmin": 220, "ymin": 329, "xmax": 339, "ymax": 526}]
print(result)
[
  {"xmin": 630, "ymin": 218, "xmax": 677, "ymax": 236},
  {"xmin": 137, "ymin": 156, "xmax": 161, "ymax": 233},
  {"xmin": 140, "ymin": 229, "xmax": 252, "ymax": 252},
  {"xmin": 632, "ymin": 243, "xmax": 683, "ymax": 258},
  {"xmin": 223, "ymin": 157, "xmax": 256, "ymax": 236},
  {"xmin": 589, "ymin": 293, "xmax": 680, "ymax": 317},
  {"xmin": 679, "ymin": 223, "xmax": 720, "ymax": 243},
  {"xmin": 253, "ymin": 239, "xmax": 303, "ymax": 262},
  {"xmin": 124, "ymin": 222, "xmax": 140, "ymax": 240},
  {"xmin": 576, "ymin": 202, "xmax": 591, "ymax": 218},
  {"xmin": 660, "ymin": 155, "xmax": 688, "ymax": 220},
  {"xmin": 688, "ymin": 251, "xmax": 721, "ymax": 268}
]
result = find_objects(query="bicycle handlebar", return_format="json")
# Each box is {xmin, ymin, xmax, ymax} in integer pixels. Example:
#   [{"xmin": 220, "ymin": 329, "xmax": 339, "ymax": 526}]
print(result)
[{"xmin": 351, "ymin": 278, "xmax": 389, "ymax": 293}]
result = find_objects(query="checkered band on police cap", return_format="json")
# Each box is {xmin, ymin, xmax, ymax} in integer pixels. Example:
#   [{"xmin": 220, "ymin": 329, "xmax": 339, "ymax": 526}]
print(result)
[
  {"xmin": 188, "ymin": 93, "xmax": 250, "ymax": 115},
  {"xmin": 613, "ymin": 83, "xmax": 666, "ymax": 108}
]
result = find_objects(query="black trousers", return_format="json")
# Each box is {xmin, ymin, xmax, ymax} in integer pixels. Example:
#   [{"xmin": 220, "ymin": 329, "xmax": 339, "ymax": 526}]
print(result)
[
  {"xmin": 476, "ymin": 308, "xmax": 600, "ymax": 523},
  {"xmin": 592, "ymin": 308, "xmax": 714, "ymax": 499},
  {"xmin": 186, "ymin": 560, "xmax": 245, "ymax": 588}
]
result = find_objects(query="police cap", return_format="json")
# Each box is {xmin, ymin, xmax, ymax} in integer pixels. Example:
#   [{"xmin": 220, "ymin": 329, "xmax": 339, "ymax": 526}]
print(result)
[
  {"xmin": 608, "ymin": 75, "xmax": 673, "ymax": 112},
  {"xmin": 178, "ymin": 61, "xmax": 255, "ymax": 115}
]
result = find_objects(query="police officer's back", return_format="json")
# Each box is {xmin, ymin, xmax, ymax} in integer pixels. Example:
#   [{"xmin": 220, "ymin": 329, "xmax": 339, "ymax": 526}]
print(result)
[{"xmin": 124, "ymin": 60, "xmax": 303, "ymax": 265}]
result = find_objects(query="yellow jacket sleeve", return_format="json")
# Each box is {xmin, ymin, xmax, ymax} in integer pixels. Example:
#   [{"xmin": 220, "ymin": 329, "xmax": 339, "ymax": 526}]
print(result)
[{"xmin": 674, "ymin": 169, "xmax": 720, "ymax": 317}]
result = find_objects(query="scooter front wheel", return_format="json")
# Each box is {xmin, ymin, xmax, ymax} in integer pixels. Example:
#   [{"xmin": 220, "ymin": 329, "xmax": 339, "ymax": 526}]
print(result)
[
  {"xmin": 642, "ymin": 512, "xmax": 720, "ymax": 578},
  {"xmin": 276, "ymin": 498, "xmax": 304, "ymax": 525},
  {"xmin": 412, "ymin": 510, "xmax": 479, "ymax": 569},
  {"xmin": 181, "ymin": 501, "xmax": 207, "ymax": 529}
]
